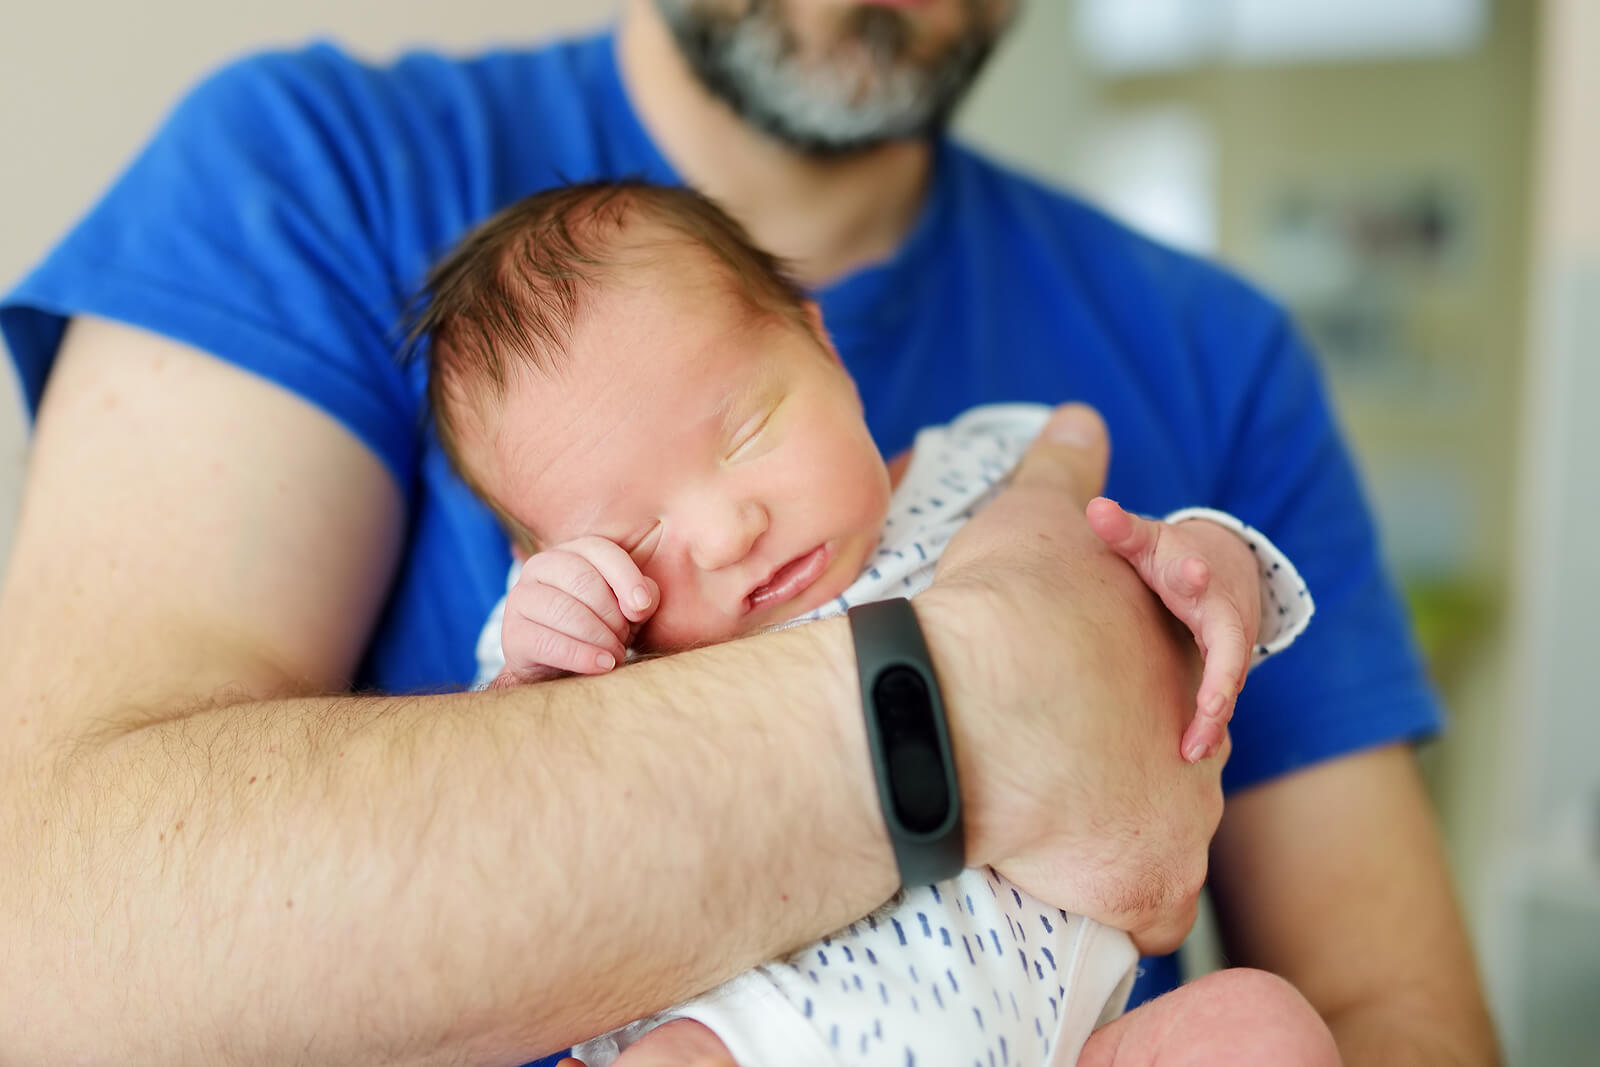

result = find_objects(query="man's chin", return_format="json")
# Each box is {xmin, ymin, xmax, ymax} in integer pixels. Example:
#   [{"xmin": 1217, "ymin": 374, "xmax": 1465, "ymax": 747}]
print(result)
[{"xmin": 656, "ymin": 0, "xmax": 1005, "ymax": 156}]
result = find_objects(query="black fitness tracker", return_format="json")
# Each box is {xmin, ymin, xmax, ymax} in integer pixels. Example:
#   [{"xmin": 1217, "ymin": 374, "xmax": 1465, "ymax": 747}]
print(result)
[{"xmin": 848, "ymin": 597, "xmax": 964, "ymax": 887}]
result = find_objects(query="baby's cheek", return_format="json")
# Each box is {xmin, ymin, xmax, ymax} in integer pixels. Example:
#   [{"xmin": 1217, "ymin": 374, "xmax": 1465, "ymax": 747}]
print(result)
[{"xmin": 634, "ymin": 598, "xmax": 744, "ymax": 654}]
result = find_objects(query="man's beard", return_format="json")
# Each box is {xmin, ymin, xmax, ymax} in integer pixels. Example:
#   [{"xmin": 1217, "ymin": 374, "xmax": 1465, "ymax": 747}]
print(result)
[{"xmin": 655, "ymin": 0, "xmax": 1013, "ymax": 156}]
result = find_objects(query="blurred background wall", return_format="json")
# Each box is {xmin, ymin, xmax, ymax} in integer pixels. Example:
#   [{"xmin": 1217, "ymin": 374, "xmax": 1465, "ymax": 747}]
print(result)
[{"xmin": 1, "ymin": 1, "xmax": 1594, "ymax": 1061}]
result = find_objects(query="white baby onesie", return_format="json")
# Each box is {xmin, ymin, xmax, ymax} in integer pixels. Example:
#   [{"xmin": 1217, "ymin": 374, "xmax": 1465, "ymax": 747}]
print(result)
[{"xmin": 474, "ymin": 403, "xmax": 1314, "ymax": 1067}]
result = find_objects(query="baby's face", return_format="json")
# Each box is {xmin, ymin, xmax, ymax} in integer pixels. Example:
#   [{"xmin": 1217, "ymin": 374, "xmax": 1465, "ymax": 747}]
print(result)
[{"xmin": 478, "ymin": 265, "xmax": 891, "ymax": 651}]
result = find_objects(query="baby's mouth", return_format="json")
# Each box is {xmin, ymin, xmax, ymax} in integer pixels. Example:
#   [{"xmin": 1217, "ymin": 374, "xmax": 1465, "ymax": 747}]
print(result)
[{"xmin": 747, "ymin": 544, "xmax": 831, "ymax": 614}]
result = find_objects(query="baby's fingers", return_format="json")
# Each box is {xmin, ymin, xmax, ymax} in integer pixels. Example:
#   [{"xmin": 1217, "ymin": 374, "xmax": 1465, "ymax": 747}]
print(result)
[
  {"xmin": 503, "ymin": 613, "xmax": 623, "ymax": 678},
  {"xmin": 1086, "ymin": 497, "xmax": 1161, "ymax": 569},
  {"xmin": 1183, "ymin": 605, "xmax": 1250, "ymax": 763},
  {"xmin": 608, "ymin": 1020, "xmax": 739, "ymax": 1067},
  {"xmin": 548, "ymin": 536, "xmax": 659, "ymax": 626},
  {"xmin": 1180, "ymin": 717, "xmax": 1229, "ymax": 766},
  {"xmin": 1090, "ymin": 498, "xmax": 1213, "ymax": 620},
  {"xmin": 519, "ymin": 543, "xmax": 655, "ymax": 648}
]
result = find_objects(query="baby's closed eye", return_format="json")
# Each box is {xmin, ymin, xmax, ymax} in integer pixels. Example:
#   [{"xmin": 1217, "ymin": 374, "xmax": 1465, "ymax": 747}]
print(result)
[{"xmin": 726, "ymin": 407, "xmax": 775, "ymax": 461}]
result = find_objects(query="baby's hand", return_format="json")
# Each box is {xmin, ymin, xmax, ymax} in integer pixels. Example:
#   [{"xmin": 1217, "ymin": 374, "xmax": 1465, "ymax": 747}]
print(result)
[
  {"xmin": 557, "ymin": 1019, "xmax": 737, "ymax": 1067},
  {"xmin": 490, "ymin": 536, "xmax": 659, "ymax": 687},
  {"xmin": 1086, "ymin": 498, "xmax": 1262, "ymax": 764}
]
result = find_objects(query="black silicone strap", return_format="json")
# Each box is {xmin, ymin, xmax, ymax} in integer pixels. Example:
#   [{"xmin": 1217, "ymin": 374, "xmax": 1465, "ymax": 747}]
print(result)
[{"xmin": 848, "ymin": 597, "xmax": 964, "ymax": 887}]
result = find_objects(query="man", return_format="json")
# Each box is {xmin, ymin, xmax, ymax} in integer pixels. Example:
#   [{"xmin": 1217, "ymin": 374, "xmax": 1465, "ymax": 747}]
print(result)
[{"xmin": 0, "ymin": 2, "xmax": 1494, "ymax": 1064}]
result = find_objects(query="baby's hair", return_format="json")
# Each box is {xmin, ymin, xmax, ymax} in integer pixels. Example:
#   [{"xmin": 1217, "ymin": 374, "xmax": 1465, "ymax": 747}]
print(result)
[{"xmin": 405, "ymin": 180, "xmax": 816, "ymax": 528}]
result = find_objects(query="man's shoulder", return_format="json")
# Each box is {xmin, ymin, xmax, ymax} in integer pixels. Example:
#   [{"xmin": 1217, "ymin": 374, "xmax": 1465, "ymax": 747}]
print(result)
[
  {"xmin": 177, "ymin": 31, "xmax": 611, "ymax": 140},
  {"xmin": 131, "ymin": 29, "xmax": 624, "ymax": 264},
  {"xmin": 940, "ymin": 141, "xmax": 1278, "ymax": 321}
]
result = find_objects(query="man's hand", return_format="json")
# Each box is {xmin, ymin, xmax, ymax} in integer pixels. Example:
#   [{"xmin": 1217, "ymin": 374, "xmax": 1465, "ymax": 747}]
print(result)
[
  {"xmin": 918, "ymin": 403, "xmax": 1221, "ymax": 955},
  {"xmin": 493, "ymin": 536, "xmax": 660, "ymax": 686},
  {"xmin": 1086, "ymin": 498, "xmax": 1263, "ymax": 764}
]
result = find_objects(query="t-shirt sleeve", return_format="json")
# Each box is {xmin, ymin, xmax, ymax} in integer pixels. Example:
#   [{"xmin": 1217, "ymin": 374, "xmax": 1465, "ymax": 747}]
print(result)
[
  {"xmin": 1210, "ymin": 309, "xmax": 1443, "ymax": 792},
  {"xmin": 1, "ymin": 45, "xmax": 430, "ymax": 486}
]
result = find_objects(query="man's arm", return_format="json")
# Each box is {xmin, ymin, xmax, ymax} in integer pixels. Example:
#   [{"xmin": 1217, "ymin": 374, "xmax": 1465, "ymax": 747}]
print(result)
[
  {"xmin": 0, "ymin": 317, "xmax": 888, "ymax": 1064},
  {"xmin": 1208, "ymin": 744, "xmax": 1499, "ymax": 1066},
  {"xmin": 0, "ymin": 320, "xmax": 1215, "ymax": 1064}
]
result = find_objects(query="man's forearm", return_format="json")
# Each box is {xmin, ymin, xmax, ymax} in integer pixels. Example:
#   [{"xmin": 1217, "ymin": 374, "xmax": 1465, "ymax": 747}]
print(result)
[
  {"xmin": 1209, "ymin": 747, "xmax": 1500, "ymax": 1067},
  {"xmin": 1327, "ymin": 995, "xmax": 1500, "ymax": 1067},
  {"xmin": 2, "ymin": 618, "xmax": 894, "ymax": 1065}
]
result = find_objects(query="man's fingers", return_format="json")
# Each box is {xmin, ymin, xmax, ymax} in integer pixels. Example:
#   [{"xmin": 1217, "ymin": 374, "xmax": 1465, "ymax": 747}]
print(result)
[{"xmin": 1012, "ymin": 403, "xmax": 1110, "ymax": 502}]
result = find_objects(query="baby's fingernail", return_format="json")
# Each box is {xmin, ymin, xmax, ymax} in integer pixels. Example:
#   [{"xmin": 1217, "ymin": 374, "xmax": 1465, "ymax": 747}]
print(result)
[
  {"xmin": 1184, "ymin": 741, "xmax": 1208, "ymax": 762},
  {"xmin": 596, "ymin": 652, "xmax": 616, "ymax": 670},
  {"xmin": 632, "ymin": 585, "xmax": 651, "ymax": 610},
  {"xmin": 1047, "ymin": 406, "xmax": 1098, "ymax": 447}
]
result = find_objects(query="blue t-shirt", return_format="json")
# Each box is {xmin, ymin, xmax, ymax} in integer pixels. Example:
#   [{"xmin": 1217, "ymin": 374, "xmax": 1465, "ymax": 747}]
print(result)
[{"xmin": 1, "ymin": 29, "xmax": 1439, "ymax": 1045}]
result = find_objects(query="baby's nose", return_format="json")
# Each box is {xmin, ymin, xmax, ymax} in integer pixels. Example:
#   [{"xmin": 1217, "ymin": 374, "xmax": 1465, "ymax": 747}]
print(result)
[{"xmin": 690, "ymin": 499, "xmax": 769, "ymax": 571}]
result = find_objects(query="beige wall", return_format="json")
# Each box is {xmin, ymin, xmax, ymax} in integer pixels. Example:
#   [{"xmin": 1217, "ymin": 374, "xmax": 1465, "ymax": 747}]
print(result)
[
  {"xmin": 1507, "ymin": 0, "xmax": 1600, "ymax": 826},
  {"xmin": 1486, "ymin": 3, "xmax": 1600, "ymax": 1058}
]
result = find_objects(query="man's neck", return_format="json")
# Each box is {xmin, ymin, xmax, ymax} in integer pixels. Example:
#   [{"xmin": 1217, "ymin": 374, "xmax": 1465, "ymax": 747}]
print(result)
[{"xmin": 616, "ymin": 0, "xmax": 934, "ymax": 287}]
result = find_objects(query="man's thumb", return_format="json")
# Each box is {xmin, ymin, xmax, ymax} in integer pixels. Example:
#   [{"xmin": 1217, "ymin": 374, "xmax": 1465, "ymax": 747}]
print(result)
[{"xmin": 1013, "ymin": 403, "xmax": 1110, "ymax": 500}]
